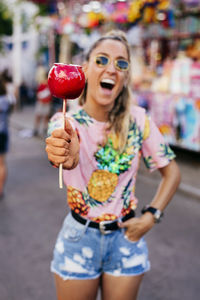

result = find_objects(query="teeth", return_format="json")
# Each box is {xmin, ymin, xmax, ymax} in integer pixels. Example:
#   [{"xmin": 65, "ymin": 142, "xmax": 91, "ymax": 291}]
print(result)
[{"xmin": 101, "ymin": 79, "xmax": 115, "ymax": 85}]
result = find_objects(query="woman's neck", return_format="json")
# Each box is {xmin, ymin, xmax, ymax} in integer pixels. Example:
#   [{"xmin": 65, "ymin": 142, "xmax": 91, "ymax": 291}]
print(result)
[{"xmin": 83, "ymin": 102, "xmax": 111, "ymax": 122}]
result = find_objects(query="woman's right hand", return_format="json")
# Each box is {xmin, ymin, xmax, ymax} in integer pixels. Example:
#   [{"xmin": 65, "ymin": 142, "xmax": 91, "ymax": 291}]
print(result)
[{"xmin": 45, "ymin": 118, "xmax": 80, "ymax": 170}]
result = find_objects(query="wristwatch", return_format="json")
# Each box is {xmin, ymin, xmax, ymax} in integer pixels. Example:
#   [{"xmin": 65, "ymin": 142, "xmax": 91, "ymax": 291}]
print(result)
[{"xmin": 141, "ymin": 205, "xmax": 164, "ymax": 223}]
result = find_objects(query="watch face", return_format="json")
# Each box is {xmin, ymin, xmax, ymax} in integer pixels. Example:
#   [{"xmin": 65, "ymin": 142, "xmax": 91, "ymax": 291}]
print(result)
[{"xmin": 154, "ymin": 210, "xmax": 163, "ymax": 223}]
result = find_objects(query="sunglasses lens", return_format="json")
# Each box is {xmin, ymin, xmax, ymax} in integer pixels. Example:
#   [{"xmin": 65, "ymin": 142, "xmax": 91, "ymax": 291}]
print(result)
[
  {"xmin": 116, "ymin": 60, "xmax": 129, "ymax": 70},
  {"xmin": 96, "ymin": 56, "xmax": 108, "ymax": 66}
]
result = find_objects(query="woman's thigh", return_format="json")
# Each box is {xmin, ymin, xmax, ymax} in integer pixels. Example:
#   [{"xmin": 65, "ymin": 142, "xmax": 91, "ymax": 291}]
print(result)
[
  {"xmin": 0, "ymin": 154, "xmax": 5, "ymax": 164},
  {"xmin": 101, "ymin": 273, "xmax": 144, "ymax": 300},
  {"xmin": 54, "ymin": 274, "xmax": 100, "ymax": 300}
]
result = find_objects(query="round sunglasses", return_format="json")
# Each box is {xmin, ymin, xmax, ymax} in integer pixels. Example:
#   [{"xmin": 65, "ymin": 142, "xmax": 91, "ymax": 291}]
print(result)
[{"xmin": 94, "ymin": 55, "xmax": 129, "ymax": 71}]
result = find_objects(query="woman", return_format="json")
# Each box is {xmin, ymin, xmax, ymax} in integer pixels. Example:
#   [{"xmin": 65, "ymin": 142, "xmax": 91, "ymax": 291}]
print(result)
[
  {"xmin": 0, "ymin": 77, "xmax": 11, "ymax": 200},
  {"xmin": 45, "ymin": 30, "xmax": 181, "ymax": 300}
]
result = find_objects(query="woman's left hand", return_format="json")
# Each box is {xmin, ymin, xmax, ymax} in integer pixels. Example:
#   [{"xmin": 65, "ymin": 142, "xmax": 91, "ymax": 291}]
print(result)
[{"xmin": 118, "ymin": 213, "xmax": 155, "ymax": 242}]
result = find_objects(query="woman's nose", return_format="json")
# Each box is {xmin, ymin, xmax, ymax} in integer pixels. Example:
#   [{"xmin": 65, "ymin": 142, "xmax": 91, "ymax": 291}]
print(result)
[{"xmin": 106, "ymin": 60, "xmax": 116, "ymax": 72}]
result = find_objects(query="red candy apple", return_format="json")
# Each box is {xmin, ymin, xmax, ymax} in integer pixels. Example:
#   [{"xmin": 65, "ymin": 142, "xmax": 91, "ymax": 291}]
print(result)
[{"xmin": 48, "ymin": 63, "xmax": 85, "ymax": 99}]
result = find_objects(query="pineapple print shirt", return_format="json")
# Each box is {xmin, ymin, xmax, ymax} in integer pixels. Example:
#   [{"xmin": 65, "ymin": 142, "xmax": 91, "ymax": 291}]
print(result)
[{"xmin": 48, "ymin": 105, "xmax": 175, "ymax": 222}]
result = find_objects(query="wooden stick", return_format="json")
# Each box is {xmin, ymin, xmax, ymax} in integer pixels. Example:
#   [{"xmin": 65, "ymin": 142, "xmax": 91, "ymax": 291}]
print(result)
[{"xmin": 59, "ymin": 99, "xmax": 67, "ymax": 189}]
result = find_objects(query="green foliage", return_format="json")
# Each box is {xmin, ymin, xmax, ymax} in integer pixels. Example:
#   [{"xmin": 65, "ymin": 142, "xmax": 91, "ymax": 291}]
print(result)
[
  {"xmin": 0, "ymin": 2, "xmax": 13, "ymax": 36},
  {"xmin": 37, "ymin": 3, "xmax": 49, "ymax": 16}
]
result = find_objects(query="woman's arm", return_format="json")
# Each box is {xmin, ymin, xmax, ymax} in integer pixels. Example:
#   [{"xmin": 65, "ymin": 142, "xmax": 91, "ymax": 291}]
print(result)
[
  {"xmin": 45, "ymin": 118, "xmax": 80, "ymax": 170},
  {"xmin": 148, "ymin": 159, "xmax": 181, "ymax": 211},
  {"xmin": 119, "ymin": 159, "xmax": 181, "ymax": 241}
]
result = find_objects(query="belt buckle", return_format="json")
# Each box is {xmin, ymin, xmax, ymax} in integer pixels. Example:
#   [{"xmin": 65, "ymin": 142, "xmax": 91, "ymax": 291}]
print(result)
[{"xmin": 99, "ymin": 220, "xmax": 113, "ymax": 235}]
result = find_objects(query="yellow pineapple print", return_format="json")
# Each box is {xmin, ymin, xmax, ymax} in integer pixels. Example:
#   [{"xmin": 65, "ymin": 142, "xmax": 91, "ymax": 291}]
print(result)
[
  {"xmin": 143, "ymin": 116, "xmax": 150, "ymax": 140},
  {"xmin": 88, "ymin": 170, "xmax": 118, "ymax": 202},
  {"xmin": 92, "ymin": 213, "xmax": 118, "ymax": 222},
  {"xmin": 67, "ymin": 186, "xmax": 89, "ymax": 215},
  {"xmin": 88, "ymin": 120, "xmax": 143, "ymax": 204}
]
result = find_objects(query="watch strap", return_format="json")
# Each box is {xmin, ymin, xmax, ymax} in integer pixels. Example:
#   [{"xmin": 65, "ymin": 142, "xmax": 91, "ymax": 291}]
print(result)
[{"xmin": 141, "ymin": 205, "xmax": 163, "ymax": 223}]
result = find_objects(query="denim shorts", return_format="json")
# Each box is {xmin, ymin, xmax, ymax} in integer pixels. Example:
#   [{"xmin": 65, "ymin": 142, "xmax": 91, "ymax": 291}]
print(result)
[
  {"xmin": 51, "ymin": 212, "xmax": 150, "ymax": 280},
  {"xmin": 0, "ymin": 132, "xmax": 9, "ymax": 154}
]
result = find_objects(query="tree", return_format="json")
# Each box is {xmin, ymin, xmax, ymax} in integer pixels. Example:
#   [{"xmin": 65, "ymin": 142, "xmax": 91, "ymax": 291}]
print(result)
[{"xmin": 0, "ymin": 2, "xmax": 13, "ymax": 36}]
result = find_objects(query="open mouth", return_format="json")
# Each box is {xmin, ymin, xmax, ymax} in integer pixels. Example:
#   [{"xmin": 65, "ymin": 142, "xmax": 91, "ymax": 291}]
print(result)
[{"xmin": 100, "ymin": 79, "xmax": 115, "ymax": 90}]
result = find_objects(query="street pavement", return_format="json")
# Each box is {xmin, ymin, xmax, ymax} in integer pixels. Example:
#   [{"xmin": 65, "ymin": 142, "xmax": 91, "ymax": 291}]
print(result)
[{"xmin": 0, "ymin": 105, "xmax": 199, "ymax": 300}]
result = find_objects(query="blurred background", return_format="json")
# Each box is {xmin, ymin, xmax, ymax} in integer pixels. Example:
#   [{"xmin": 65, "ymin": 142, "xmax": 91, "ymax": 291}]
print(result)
[
  {"xmin": 1, "ymin": 0, "xmax": 200, "ymax": 149},
  {"xmin": 0, "ymin": 1, "xmax": 200, "ymax": 300}
]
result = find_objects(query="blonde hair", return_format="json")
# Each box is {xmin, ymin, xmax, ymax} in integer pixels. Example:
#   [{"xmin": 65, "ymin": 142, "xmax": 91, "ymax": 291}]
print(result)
[{"xmin": 79, "ymin": 30, "xmax": 132, "ymax": 153}]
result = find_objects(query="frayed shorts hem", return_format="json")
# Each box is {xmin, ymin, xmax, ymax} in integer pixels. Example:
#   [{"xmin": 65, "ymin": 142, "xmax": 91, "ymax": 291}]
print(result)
[
  {"xmin": 51, "ymin": 265, "xmax": 101, "ymax": 281},
  {"xmin": 51, "ymin": 265, "xmax": 151, "ymax": 281},
  {"xmin": 104, "ymin": 264, "xmax": 151, "ymax": 277}
]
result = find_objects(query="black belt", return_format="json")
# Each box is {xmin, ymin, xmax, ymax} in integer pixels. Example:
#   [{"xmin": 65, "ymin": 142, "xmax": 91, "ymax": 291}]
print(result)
[{"xmin": 71, "ymin": 210, "xmax": 135, "ymax": 234}]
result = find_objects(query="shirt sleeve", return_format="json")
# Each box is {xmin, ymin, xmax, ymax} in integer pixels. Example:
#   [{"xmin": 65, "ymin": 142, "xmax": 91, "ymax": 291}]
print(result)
[
  {"xmin": 47, "ymin": 112, "xmax": 63, "ymax": 136},
  {"xmin": 142, "ymin": 115, "xmax": 176, "ymax": 172},
  {"xmin": 47, "ymin": 112, "xmax": 76, "ymax": 136},
  {"xmin": 0, "ymin": 96, "xmax": 10, "ymax": 112}
]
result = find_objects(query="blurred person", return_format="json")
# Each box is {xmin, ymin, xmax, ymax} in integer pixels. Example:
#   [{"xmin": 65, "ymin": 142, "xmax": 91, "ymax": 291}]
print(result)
[
  {"xmin": 33, "ymin": 73, "xmax": 52, "ymax": 137},
  {"xmin": 45, "ymin": 30, "xmax": 181, "ymax": 300},
  {"xmin": 2, "ymin": 69, "xmax": 17, "ymax": 107},
  {"xmin": 19, "ymin": 81, "xmax": 29, "ymax": 109},
  {"xmin": 0, "ymin": 76, "xmax": 12, "ymax": 200}
]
